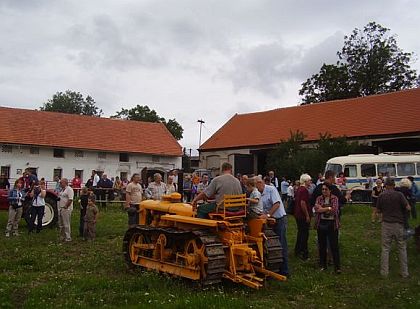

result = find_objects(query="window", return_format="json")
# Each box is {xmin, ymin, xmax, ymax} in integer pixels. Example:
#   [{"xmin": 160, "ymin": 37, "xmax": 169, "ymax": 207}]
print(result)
[
  {"xmin": 1, "ymin": 145, "xmax": 12, "ymax": 153},
  {"xmin": 1, "ymin": 166, "xmax": 10, "ymax": 178},
  {"xmin": 397, "ymin": 163, "xmax": 415, "ymax": 176},
  {"xmin": 53, "ymin": 168, "xmax": 62, "ymax": 180},
  {"xmin": 344, "ymin": 164, "xmax": 357, "ymax": 177},
  {"xmin": 417, "ymin": 163, "xmax": 420, "ymax": 176},
  {"xmin": 53, "ymin": 148, "xmax": 64, "ymax": 158},
  {"xmin": 74, "ymin": 150, "xmax": 84, "ymax": 158},
  {"xmin": 152, "ymin": 156, "xmax": 160, "ymax": 163},
  {"xmin": 75, "ymin": 170, "xmax": 83, "ymax": 180},
  {"xmin": 325, "ymin": 163, "xmax": 342, "ymax": 175},
  {"xmin": 361, "ymin": 164, "xmax": 376, "ymax": 177},
  {"xmin": 98, "ymin": 152, "xmax": 107, "ymax": 159},
  {"xmin": 29, "ymin": 147, "xmax": 39, "ymax": 155},
  {"xmin": 119, "ymin": 153, "xmax": 129, "ymax": 162},
  {"xmin": 377, "ymin": 163, "xmax": 396, "ymax": 177},
  {"xmin": 120, "ymin": 172, "xmax": 128, "ymax": 181}
]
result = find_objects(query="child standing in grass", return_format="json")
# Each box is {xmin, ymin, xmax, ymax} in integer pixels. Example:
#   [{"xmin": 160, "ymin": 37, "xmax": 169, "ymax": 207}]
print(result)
[
  {"xmin": 245, "ymin": 178, "xmax": 263, "ymax": 219},
  {"xmin": 84, "ymin": 195, "xmax": 99, "ymax": 241}
]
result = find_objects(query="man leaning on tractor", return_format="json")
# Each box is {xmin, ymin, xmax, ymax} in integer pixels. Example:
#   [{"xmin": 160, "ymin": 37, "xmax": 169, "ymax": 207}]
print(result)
[{"xmin": 192, "ymin": 162, "xmax": 242, "ymax": 219}]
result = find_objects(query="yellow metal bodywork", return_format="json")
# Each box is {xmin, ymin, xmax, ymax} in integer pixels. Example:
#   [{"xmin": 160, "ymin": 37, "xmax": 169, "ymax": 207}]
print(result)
[{"xmin": 127, "ymin": 195, "xmax": 285, "ymax": 289}]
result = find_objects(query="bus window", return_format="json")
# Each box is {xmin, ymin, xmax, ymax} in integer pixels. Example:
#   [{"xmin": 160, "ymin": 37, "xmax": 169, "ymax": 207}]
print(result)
[
  {"xmin": 325, "ymin": 163, "xmax": 342, "ymax": 175},
  {"xmin": 344, "ymin": 165, "xmax": 357, "ymax": 177},
  {"xmin": 378, "ymin": 163, "xmax": 396, "ymax": 177},
  {"xmin": 416, "ymin": 163, "xmax": 420, "ymax": 175},
  {"xmin": 361, "ymin": 164, "xmax": 376, "ymax": 177},
  {"xmin": 397, "ymin": 163, "xmax": 415, "ymax": 176}
]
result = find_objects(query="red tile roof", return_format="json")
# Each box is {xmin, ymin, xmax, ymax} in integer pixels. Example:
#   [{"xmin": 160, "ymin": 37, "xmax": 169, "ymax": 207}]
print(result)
[
  {"xmin": 200, "ymin": 88, "xmax": 420, "ymax": 151},
  {"xmin": 0, "ymin": 107, "xmax": 182, "ymax": 156}
]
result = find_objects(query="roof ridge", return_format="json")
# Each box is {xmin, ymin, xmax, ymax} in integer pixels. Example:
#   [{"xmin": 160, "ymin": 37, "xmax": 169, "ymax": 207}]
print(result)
[{"xmin": 234, "ymin": 87, "xmax": 420, "ymax": 117}]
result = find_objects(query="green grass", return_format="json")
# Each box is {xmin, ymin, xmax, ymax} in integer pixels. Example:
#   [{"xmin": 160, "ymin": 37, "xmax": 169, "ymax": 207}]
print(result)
[{"xmin": 0, "ymin": 204, "xmax": 419, "ymax": 308}]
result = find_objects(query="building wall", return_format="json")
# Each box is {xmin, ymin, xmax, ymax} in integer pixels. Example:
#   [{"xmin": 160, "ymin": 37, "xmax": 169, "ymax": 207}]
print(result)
[
  {"xmin": 0, "ymin": 144, "xmax": 181, "ymax": 183},
  {"xmin": 199, "ymin": 148, "xmax": 252, "ymax": 176}
]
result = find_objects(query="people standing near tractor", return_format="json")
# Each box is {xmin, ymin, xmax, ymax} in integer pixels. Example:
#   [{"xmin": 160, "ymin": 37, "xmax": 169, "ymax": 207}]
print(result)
[
  {"xmin": 192, "ymin": 162, "xmax": 242, "ymax": 219},
  {"xmin": 78, "ymin": 187, "xmax": 89, "ymax": 237},
  {"xmin": 28, "ymin": 179, "xmax": 46, "ymax": 234},
  {"xmin": 371, "ymin": 179, "xmax": 384, "ymax": 223},
  {"xmin": 57, "ymin": 178, "xmax": 74, "ymax": 242},
  {"xmin": 146, "ymin": 173, "xmax": 167, "ymax": 200},
  {"xmin": 376, "ymin": 178, "xmax": 410, "ymax": 278},
  {"xmin": 314, "ymin": 183, "xmax": 341, "ymax": 273},
  {"xmin": 294, "ymin": 174, "xmax": 312, "ymax": 261},
  {"xmin": 125, "ymin": 173, "xmax": 143, "ymax": 228},
  {"xmin": 84, "ymin": 195, "xmax": 99, "ymax": 241},
  {"xmin": 5, "ymin": 180, "xmax": 26, "ymax": 237},
  {"xmin": 97, "ymin": 174, "xmax": 114, "ymax": 208},
  {"xmin": 255, "ymin": 176, "xmax": 289, "ymax": 277}
]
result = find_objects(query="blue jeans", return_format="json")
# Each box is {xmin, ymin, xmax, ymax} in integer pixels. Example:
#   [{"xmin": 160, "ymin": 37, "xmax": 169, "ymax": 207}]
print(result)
[
  {"xmin": 29, "ymin": 206, "xmax": 45, "ymax": 232},
  {"xmin": 273, "ymin": 216, "xmax": 289, "ymax": 276}
]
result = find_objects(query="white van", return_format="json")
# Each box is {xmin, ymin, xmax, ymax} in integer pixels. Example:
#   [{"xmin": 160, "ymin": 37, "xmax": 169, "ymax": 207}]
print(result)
[{"xmin": 325, "ymin": 153, "xmax": 420, "ymax": 202}]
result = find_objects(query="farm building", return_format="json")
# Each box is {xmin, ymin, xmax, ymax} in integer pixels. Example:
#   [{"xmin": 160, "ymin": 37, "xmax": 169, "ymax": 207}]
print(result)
[
  {"xmin": 199, "ymin": 88, "xmax": 420, "ymax": 176},
  {"xmin": 0, "ymin": 107, "xmax": 182, "ymax": 183}
]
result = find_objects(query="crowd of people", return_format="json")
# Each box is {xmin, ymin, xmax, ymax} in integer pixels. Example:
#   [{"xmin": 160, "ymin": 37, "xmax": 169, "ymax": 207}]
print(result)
[{"xmin": 3, "ymin": 165, "xmax": 419, "ymax": 279}]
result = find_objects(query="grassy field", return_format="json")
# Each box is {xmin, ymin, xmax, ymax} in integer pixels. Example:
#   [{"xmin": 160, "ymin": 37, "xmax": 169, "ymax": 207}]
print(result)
[{"xmin": 0, "ymin": 204, "xmax": 419, "ymax": 309}]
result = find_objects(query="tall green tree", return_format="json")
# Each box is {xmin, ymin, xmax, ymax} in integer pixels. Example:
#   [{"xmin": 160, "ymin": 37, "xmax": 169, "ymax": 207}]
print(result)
[
  {"xmin": 40, "ymin": 90, "xmax": 102, "ymax": 116},
  {"xmin": 300, "ymin": 22, "xmax": 419, "ymax": 104},
  {"xmin": 112, "ymin": 105, "xmax": 184, "ymax": 140}
]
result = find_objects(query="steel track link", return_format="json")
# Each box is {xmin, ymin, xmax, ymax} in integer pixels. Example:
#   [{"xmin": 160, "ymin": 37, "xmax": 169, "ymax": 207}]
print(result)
[{"xmin": 263, "ymin": 229, "xmax": 283, "ymax": 273}]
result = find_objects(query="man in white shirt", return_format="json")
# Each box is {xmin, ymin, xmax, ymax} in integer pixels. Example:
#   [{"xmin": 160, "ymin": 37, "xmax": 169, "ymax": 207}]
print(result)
[
  {"xmin": 58, "ymin": 178, "xmax": 74, "ymax": 242},
  {"xmin": 92, "ymin": 170, "xmax": 100, "ymax": 187}
]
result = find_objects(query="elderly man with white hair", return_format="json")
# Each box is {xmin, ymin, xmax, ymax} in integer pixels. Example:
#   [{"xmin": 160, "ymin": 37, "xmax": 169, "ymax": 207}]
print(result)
[
  {"xmin": 294, "ymin": 173, "xmax": 312, "ymax": 261},
  {"xmin": 58, "ymin": 178, "xmax": 74, "ymax": 242},
  {"xmin": 146, "ymin": 173, "xmax": 167, "ymax": 200},
  {"xmin": 255, "ymin": 176, "xmax": 289, "ymax": 277}
]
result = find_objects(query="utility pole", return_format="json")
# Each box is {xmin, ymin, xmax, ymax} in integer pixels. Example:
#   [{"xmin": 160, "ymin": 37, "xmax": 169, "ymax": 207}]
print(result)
[{"xmin": 197, "ymin": 119, "xmax": 205, "ymax": 148}]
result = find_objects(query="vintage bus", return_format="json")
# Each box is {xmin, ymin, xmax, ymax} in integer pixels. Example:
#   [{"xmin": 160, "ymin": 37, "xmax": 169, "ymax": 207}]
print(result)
[{"xmin": 325, "ymin": 153, "xmax": 420, "ymax": 202}]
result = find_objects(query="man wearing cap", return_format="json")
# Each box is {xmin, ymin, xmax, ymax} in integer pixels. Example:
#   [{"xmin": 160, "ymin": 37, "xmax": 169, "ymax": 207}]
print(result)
[
  {"xmin": 377, "ymin": 178, "xmax": 411, "ymax": 278},
  {"xmin": 256, "ymin": 176, "xmax": 290, "ymax": 277}
]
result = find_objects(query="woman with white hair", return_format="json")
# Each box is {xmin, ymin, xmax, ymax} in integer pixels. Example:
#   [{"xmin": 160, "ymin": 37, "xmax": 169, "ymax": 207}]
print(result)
[
  {"xmin": 293, "ymin": 173, "xmax": 312, "ymax": 260},
  {"xmin": 397, "ymin": 178, "xmax": 413, "ymax": 229}
]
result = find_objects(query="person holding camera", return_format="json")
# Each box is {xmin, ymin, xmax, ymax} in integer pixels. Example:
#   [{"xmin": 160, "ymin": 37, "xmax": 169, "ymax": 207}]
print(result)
[
  {"xmin": 28, "ymin": 180, "xmax": 47, "ymax": 234},
  {"xmin": 5, "ymin": 180, "xmax": 26, "ymax": 237},
  {"xmin": 314, "ymin": 183, "xmax": 341, "ymax": 273}
]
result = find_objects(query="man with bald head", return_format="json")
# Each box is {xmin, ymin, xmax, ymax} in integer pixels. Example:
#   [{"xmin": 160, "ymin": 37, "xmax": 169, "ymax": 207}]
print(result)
[{"xmin": 58, "ymin": 178, "xmax": 74, "ymax": 242}]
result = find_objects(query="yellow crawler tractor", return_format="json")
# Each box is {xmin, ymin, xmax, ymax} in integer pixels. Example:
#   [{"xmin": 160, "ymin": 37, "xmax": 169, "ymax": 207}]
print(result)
[{"xmin": 123, "ymin": 193, "xmax": 286, "ymax": 289}]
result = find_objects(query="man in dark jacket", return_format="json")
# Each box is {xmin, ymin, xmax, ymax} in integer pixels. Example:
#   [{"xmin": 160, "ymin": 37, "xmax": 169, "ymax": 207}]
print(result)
[{"xmin": 97, "ymin": 174, "xmax": 113, "ymax": 208}]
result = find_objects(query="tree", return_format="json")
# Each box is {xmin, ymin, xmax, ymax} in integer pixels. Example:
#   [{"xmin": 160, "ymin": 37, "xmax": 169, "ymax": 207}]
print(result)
[
  {"xmin": 40, "ymin": 90, "xmax": 102, "ymax": 116},
  {"xmin": 266, "ymin": 131, "xmax": 364, "ymax": 180},
  {"xmin": 112, "ymin": 105, "xmax": 184, "ymax": 140},
  {"xmin": 300, "ymin": 22, "xmax": 419, "ymax": 104}
]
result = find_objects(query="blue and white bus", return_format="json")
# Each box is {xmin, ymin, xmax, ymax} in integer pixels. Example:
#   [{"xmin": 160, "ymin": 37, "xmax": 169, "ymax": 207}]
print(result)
[{"xmin": 325, "ymin": 153, "xmax": 420, "ymax": 201}]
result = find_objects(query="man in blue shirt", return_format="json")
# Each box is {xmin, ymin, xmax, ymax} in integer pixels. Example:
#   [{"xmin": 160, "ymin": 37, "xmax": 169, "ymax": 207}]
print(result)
[{"xmin": 256, "ymin": 177, "xmax": 289, "ymax": 277}]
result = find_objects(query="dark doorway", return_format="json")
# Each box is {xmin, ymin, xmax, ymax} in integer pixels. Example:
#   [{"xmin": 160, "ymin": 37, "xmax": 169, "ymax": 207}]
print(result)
[{"xmin": 234, "ymin": 154, "xmax": 254, "ymax": 176}]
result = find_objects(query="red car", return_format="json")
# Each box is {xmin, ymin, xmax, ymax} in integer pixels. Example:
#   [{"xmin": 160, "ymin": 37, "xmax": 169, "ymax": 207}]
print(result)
[{"xmin": 0, "ymin": 188, "xmax": 59, "ymax": 228}]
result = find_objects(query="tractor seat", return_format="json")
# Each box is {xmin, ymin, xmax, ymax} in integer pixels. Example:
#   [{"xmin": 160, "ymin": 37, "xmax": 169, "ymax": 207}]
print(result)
[{"xmin": 225, "ymin": 209, "xmax": 246, "ymax": 217}]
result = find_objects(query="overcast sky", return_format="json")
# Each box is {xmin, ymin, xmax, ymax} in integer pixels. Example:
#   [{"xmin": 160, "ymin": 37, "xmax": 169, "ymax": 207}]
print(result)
[{"xmin": 1, "ymin": 0, "xmax": 419, "ymax": 154}]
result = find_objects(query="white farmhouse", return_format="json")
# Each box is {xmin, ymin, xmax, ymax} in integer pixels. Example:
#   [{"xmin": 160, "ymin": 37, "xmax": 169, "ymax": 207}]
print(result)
[{"xmin": 0, "ymin": 107, "xmax": 182, "ymax": 184}]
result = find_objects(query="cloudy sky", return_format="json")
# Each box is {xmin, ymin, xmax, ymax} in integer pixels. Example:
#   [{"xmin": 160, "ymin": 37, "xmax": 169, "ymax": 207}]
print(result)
[{"xmin": 1, "ymin": 0, "xmax": 419, "ymax": 154}]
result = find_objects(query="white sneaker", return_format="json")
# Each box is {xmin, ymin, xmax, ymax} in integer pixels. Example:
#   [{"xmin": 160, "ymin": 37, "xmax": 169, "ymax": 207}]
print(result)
[
  {"xmin": 13, "ymin": 231, "xmax": 19, "ymax": 236},
  {"xmin": 5, "ymin": 232, "xmax": 10, "ymax": 237}
]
